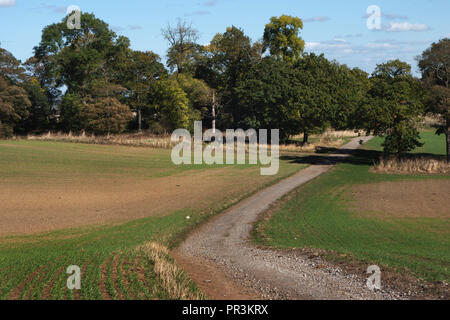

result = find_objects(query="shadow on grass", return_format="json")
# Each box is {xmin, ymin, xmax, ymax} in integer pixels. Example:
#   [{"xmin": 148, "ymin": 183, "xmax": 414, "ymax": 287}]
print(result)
[
  {"xmin": 281, "ymin": 149, "xmax": 381, "ymax": 166},
  {"xmin": 282, "ymin": 148, "xmax": 447, "ymax": 167}
]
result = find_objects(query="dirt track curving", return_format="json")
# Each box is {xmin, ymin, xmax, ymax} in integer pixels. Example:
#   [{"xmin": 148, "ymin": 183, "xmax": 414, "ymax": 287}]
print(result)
[{"xmin": 173, "ymin": 136, "xmax": 405, "ymax": 300}]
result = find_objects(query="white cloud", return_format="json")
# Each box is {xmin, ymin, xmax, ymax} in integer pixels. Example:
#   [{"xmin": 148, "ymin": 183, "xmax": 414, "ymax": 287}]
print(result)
[
  {"xmin": 385, "ymin": 22, "xmax": 430, "ymax": 32},
  {"xmin": 305, "ymin": 40, "xmax": 350, "ymax": 51},
  {"xmin": 304, "ymin": 16, "xmax": 330, "ymax": 23},
  {"xmin": 305, "ymin": 42, "xmax": 321, "ymax": 50},
  {"xmin": 366, "ymin": 42, "xmax": 396, "ymax": 49},
  {"xmin": 0, "ymin": 0, "xmax": 15, "ymax": 7}
]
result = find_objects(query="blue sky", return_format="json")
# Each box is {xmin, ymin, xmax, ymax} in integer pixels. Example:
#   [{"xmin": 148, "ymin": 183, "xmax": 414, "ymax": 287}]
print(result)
[{"xmin": 1, "ymin": 0, "xmax": 449, "ymax": 75}]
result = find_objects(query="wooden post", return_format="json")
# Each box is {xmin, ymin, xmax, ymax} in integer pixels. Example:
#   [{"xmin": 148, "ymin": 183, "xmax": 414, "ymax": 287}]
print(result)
[{"xmin": 212, "ymin": 90, "xmax": 216, "ymax": 134}]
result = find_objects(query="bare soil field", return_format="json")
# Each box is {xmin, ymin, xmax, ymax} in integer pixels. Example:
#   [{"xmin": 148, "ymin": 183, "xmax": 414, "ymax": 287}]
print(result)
[
  {"xmin": 351, "ymin": 180, "xmax": 450, "ymax": 219},
  {"xmin": 0, "ymin": 141, "xmax": 299, "ymax": 236},
  {"xmin": 0, "ymin": 170, "xmax": 277, "ymax": 236}
]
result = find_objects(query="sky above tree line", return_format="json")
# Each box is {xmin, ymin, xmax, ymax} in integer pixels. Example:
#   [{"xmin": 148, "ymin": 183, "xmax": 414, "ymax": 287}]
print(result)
[{"xmin": 0, "ymin": 0, "xmax": 449, "ymax": 75}]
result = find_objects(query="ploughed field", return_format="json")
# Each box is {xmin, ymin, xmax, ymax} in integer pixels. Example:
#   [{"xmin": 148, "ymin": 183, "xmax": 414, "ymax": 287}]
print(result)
[{"xmin": 0, "ymin": 140, "xmax": 305, "ymax": 300}]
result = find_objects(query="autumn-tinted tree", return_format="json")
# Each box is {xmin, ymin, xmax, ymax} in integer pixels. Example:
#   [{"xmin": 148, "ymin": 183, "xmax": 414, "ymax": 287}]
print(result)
[
  {"xmin": 0, "ymin": 76, "xmax": 31, "ymax": 137},
  {"xmin": 0, "ymin": 48, "xmax": 33, "ymax": 136},
  {"xmin": 263, "ymin": 15, "xmax": 305, "ymax": 63},
  {"xmin": 0, "ymin": 47, "xmax": 26, "ymax": 84},
  {"xmin": 418, "ymin": 38, "xmax": 450, "ymax": 162}
]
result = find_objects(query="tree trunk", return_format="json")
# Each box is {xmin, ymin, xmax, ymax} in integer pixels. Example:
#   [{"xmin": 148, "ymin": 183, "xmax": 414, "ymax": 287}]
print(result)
[
  {"xmin": 137, "ymin": 108, "xmax": 142, "ymax": 133},
  {"xmin": 303, "ymin": 132, "xmax": 309, "ymax": 145}
]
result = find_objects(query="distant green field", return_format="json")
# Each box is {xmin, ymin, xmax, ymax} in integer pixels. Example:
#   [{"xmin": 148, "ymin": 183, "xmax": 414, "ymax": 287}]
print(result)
[
  {"xmin": 0, "ymin": 140, "xmax": 305, "ymax": 300},
  {"xmin": 0, "ymin": 140, "xmax": 282, "ymax": 179},
  {"xmin": 365, "ymin": 131, "xmax": 447, "ymax": 156},
  {"xmin": 255, "ymin": 133, "xmax": 450, "ymax": 282}
]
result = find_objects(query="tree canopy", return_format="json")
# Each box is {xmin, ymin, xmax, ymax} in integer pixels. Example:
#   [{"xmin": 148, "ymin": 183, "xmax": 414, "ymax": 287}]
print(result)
[{"xmin": 1, "ymin": 12, "xmax": 445, "ymax": 158}]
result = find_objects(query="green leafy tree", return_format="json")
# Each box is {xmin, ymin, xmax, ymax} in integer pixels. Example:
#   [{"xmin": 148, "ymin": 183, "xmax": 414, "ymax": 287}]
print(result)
[
  {"xmin": 60, "ymin": 92, "xmax": 85, "ymax": 132},
  {"xmin": 120, "ymin": 50, "xmax": 166, "ymax": 131},
  {"xmin": 329, "ymin": 66, "xmax": 370, "ymax": 131},
  {"xmin": 18, "ymin": 79, "xmax": 54, "ymax": 134},
  {"xmin": 234, "ymin": 57, "xmax": 300, "ymax": 141},
  {"xmin": 175, "ymin": 73, "xmax": 211, "ymax": 120},
  {"xmin": 235, "ymin": 54, "xmax": 358, "ymax": 143},
  {"xmin": 33, "ymin": 13, "xmax": 128, "ymax": 95},
  {"xmin": 33, "ymin": 12, "xmax": 133, "ymax": 133},
  {"xmin": 362, "ymin": 60, "xmax": 425, "ymax": 155},
  {"xmin": 147, "ymin": 79, "xmax": 191, "ymax": 132},
  {"xmin": 263, "ymin": 15, "xmax": 305, "ymax": 63},
  {"xmin": 418, "ymin": 38, "xmax": 450, "ymax": 162},
  {"xmin": 196, "ymin": 26, "xmax": 261, "ymax": 128},
  {"xmin": 292, "ymin": 53, "xmax": 335, "ymax": 144}
]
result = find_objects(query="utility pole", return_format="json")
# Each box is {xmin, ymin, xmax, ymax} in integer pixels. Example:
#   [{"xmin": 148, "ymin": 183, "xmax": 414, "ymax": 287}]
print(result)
[{"xmin": 212, "ymin": 90, "xmax": 216, "ymax": 134}]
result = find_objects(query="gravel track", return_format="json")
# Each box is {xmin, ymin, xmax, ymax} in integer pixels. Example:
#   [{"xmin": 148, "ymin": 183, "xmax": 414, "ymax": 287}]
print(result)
[{"xmin": 174, "ymin": 137, "xmax": 402, "ymax": 300}]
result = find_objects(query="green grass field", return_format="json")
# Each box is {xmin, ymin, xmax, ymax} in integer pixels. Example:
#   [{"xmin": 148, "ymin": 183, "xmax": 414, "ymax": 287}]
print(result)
[
  {"xmin": 255, "ymin": 132, "xmax": 450, "ymax": 282},
  {"xmin": 0, "ymin": 140, "xmax": 305, "ymax": 300},
  {"xmin": 365, "ymin": 130, "xmax": 447, "ymax": 156}
]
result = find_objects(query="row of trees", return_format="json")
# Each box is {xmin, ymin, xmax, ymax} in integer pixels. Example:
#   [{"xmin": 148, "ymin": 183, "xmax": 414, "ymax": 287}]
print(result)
[{"xmin": 0, "ymin": 13, "xmax": 448, "ymax": 160}]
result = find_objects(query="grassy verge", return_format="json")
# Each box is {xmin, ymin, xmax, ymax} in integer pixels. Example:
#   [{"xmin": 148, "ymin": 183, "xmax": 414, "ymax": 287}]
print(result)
[{"xmin": 254, "ymin": 132, "xmax": 450, "ymax": 283}]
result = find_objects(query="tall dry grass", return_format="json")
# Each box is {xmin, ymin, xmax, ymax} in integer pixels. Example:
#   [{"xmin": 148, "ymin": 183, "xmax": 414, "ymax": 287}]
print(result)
[
  {"xmin": 292, "ymin": 129, "xmax": 362, "ymax": 141},
  {"xmin": 374, "ymin": 157, "xmax": 450, "ymax": 174},
  {"xmin": 135, "ymin": 242, "xmax": 204, "ymax": 300},
  {"xmin": 26, "ymin": 131, "xmax": 176, "ymax": 149},
  {"xmin": 286, "ymin": 130, "xmax": 363, "ymax": 153},
  {"xmin": 23, "ymin": 129, "xmax": 361, "ymax": 154}
]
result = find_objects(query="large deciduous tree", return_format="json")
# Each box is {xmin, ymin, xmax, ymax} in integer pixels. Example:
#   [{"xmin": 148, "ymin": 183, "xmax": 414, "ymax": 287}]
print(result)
[
  {"xmin": 120, "ymin": 50, "xmax": 166, "ymax": 132},
  {"xmin": 162, "ymin": 19, "xmax": 202, "ymax": 75},
  {"xmin": 32, "ymin": 12, "xmax": 133, "ymax": 133},
  {"xmin": 292, "ymin": 53, "xmax": 335, "ymax": 144},
  {"xmin": 362, "ymin": 60, "xmax": 425, "ymax": 155},
  {"xmin": 418, "ymin": 38, "xmax": 450, "ymax": 162},
  {"xmin": 234, "ymin": 57, "xmax": 300, "ymax": 141},
  {"xmin": 196, "ymin": 26, "xmax": 261, "ymax": 128}
]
